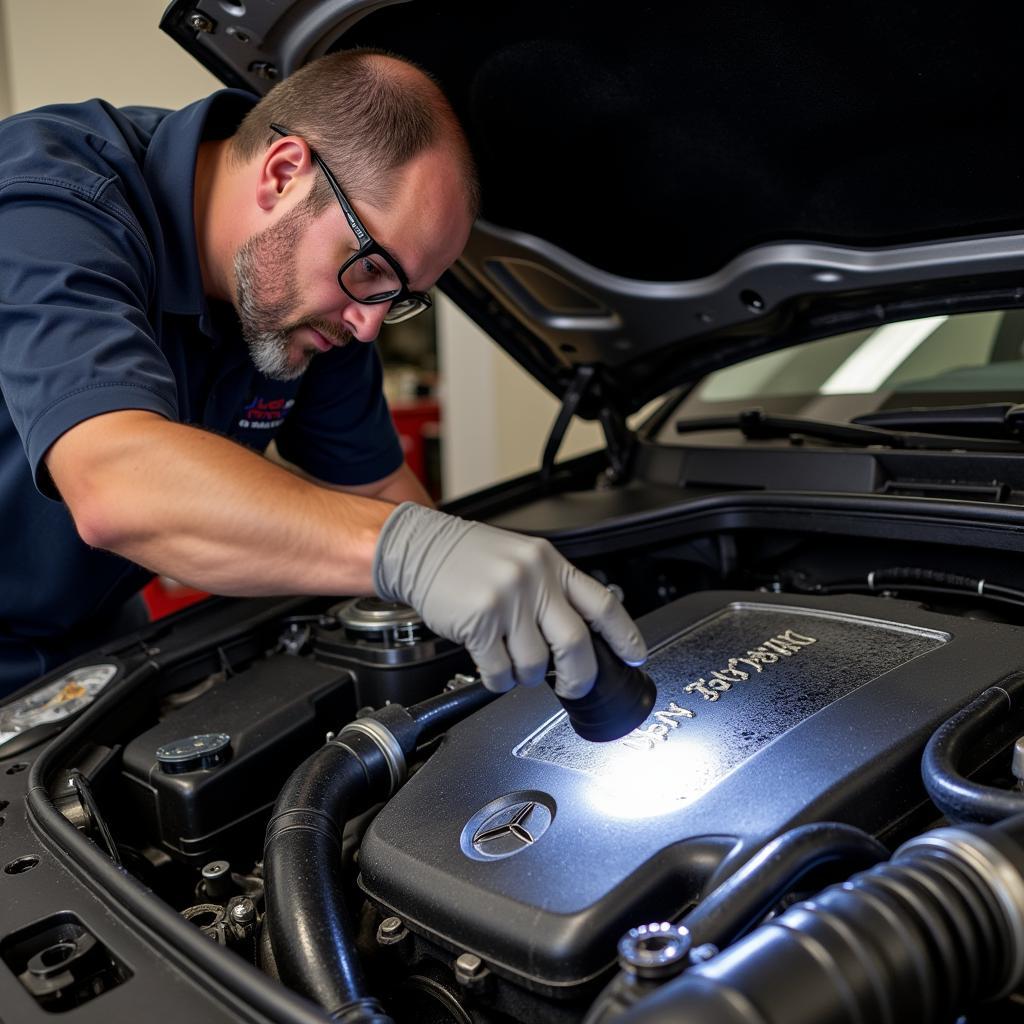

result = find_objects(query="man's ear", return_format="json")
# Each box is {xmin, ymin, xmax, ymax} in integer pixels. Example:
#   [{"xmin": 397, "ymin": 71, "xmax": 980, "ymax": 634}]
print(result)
[{"xmin": 255, "ymin": 137, "xmax": 314, "ymax": 212}]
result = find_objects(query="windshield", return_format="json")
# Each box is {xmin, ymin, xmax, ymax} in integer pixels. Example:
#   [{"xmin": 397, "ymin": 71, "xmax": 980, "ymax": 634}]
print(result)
[{"xmin": 658, "ymin": 309, "xmax": 1024, "ymax": 441}]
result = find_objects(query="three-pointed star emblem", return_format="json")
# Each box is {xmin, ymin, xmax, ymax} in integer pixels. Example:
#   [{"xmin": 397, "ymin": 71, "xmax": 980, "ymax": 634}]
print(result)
[
  {"xmin": 464, "ymin": 797, "xmax": 554, "ymax": 859},
  {"xmin": 473, "ymin": 802, "xmax": 538, "ymax": 848}
]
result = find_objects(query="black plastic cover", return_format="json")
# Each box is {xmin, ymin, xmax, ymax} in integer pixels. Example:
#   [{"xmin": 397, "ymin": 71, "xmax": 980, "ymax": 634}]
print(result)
[
  {"xmin": 121, "ymin": 655, "xmax": 354, "ymax": 862},
  {"xmin": 358, "ymin": 591, "xmax": 1024, "ymax": 993}
]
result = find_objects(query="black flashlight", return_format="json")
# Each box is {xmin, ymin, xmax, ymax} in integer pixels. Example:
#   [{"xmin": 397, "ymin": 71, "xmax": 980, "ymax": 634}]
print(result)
[{"xmin": 549, "ymin": 632, "xmax": 657, "ymax": 742}]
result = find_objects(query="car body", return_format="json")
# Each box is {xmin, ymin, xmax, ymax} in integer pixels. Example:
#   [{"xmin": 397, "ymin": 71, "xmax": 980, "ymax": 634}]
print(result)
[{"xmin": 3, "ymin": 3, "xmax": 1024, "ymax": 1022}]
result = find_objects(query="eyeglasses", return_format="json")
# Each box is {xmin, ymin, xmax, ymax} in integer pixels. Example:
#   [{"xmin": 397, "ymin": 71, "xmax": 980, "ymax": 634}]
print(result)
[{"xmin": 269, "ymin": 124, "xmax": 432, "ymax": 324}]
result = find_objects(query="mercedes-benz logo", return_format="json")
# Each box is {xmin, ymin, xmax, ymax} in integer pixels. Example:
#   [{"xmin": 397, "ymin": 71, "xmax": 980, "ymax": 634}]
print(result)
[
  {"xmin": 462, "ymin": 795, "xmax": 554, "ymax": 860},
  {"xmin": 475, "ymin": 802, "xmax": 538, "ymax": 847}
]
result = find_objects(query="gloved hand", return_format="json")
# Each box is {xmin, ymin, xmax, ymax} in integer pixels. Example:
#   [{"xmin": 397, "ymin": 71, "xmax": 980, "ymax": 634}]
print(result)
[{"xmin": 372, "ymin": 502, "xmax": 647, "ymax": 697}]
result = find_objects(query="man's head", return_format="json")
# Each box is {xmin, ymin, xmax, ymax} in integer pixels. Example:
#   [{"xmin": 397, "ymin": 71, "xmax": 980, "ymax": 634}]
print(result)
[{"xmin": 217, "ymin": 50, "xmax": 478, "ymax": 380}]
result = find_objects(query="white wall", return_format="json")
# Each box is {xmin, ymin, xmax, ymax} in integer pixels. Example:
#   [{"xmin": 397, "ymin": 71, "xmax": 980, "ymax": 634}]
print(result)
[
  {"xmin": 0, "ymin": 0, "xmax": 220, "ymax": 113},
  {"xmin": 0, "ymin": 3, "xmax": 11, "ymax": 117},
  {"xmin": 437, "ymin": 296, "xmax": 604, "ymax": 499}
]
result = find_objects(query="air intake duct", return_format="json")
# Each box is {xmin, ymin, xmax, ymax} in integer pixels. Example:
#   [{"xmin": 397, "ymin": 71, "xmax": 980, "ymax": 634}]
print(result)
[{"xmin": 617, "ymin": 815, "xmax": 1024, "ymax": 1024}]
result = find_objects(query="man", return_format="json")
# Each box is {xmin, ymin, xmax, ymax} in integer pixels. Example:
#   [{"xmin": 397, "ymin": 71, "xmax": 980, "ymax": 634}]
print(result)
[{"xmin": 0, "ymin": 50, "xmax": 645, "ymax": 697}]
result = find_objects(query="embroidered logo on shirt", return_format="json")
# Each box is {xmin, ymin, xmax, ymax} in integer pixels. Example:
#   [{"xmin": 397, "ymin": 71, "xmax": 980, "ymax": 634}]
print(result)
[{"xmin": 237, "ymin": 396, "xmax": 295, "ymax": 430}]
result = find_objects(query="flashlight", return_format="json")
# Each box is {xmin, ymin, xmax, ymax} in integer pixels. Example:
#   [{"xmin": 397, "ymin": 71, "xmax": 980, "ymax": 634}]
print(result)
[{"xmin": 550, "ymin": 632, "xmax": 657, "ymax": 742}]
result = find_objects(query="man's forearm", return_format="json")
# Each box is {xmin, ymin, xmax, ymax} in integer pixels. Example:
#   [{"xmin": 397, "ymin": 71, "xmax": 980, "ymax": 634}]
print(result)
[
  {"xmin": 46, "ymin": 409, "xmax": 648, "ymax": 700},
  {"xmin": 46, "ymin": 409, "xmax": 393, "ymax": 596},
  {"xmin": 266, "ymin": 443, "xmax": 434, "ymax": 507},
  {"xmin": 368, "ymin": 461, "xmax": 434, "ymax": 506}
]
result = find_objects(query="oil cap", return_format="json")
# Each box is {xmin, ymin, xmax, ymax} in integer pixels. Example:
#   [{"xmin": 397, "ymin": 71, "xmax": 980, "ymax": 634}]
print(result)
[{"xmin": 156, "ymin": 733, "xmax": 231, "ymax": 774}]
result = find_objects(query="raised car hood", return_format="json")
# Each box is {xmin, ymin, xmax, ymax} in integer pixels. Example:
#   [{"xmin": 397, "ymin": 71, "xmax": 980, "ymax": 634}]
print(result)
[{"xmin": 162, "ymin": 0, "xmax": 1024, "ymax": 416}]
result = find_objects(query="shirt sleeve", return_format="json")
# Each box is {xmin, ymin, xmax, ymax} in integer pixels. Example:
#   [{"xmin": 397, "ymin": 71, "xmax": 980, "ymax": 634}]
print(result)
[
  {"xmin": 0, "ymin": 181, "xmax": 178, "ymax": 498},
  {"xmin": 275, "ymin": 340, "xmax": 404, "ymax": 486}
]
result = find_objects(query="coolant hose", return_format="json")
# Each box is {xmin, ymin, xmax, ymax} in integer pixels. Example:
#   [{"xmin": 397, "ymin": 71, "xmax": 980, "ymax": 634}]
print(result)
[
  {"xmin": 263, "ymin": 682, "xmax": 494, "ymax": 1023},
  {"xmin": 680, "ymin": 822, "xmax": 887, "ymax": 949},
  {"xmin": 922, "ymin": 672, "xmax": 1024, "ymax": 824},
  {"xmin": 618, "ymin": 814, "xmax": 1024, "ymax": 1024},
  {"xmin": 406, "ymin": 683, "xmax": 497, "ymax": 743}
]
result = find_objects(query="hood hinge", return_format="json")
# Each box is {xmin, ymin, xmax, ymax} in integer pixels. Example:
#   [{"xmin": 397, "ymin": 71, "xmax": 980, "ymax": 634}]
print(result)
[{"xmin": 540, "ymin": 365, "xmax": 636, "ymax": 486}]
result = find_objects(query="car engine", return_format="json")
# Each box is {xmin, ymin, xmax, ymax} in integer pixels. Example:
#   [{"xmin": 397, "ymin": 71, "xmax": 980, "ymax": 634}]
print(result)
[{"xmin": 7, "ymin": 528, "xmax": 1024, "ymax": 1024}]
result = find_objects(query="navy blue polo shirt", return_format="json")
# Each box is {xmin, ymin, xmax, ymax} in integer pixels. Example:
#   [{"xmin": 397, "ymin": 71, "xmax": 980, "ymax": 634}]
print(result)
[{"xmin": 0, "ymin": 90, "xmax": 403, "ymax": 691}]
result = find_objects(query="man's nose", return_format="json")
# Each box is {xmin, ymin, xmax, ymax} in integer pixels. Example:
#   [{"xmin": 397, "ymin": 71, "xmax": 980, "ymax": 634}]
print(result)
[{"xmin": 343, "ymin": 300, "xmax": 390, "ymax": 343}]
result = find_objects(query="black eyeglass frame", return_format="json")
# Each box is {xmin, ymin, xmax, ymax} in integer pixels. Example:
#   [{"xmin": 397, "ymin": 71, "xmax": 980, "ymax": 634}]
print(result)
[{"xmin": 269, "ymin": 123, "xmax": 432, "ymax": 324}]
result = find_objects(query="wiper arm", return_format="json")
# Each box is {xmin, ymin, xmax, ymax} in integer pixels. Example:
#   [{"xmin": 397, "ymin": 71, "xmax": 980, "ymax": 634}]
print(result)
[
  {"xmin": 676, "ymin": 409, "xmax": 900, "ymax": 446},
  {"xmin": 853, "ymin": 403, "xmax": 1024, "ymax": 440},
  {"xmin": 674, "ymin": 407, "xmax": 1024, "ymax": 451}
]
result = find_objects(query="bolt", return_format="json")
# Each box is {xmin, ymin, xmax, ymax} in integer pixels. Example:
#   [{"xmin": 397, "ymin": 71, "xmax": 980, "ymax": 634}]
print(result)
[
  {"xmin": 376, "ymin": 916, "xmax": 407, "ymax": 946},
  {"xmin": 688, "ymin": 942, "xmax": 719, "ymax": 965},
  {"xmin": 249, "ymin": 61, "xmax": 279, "ymax": 81},
  {"xmin": 618, "ymin": 923, "xmax": 691, "ymax": 980},
  {"xmin": 187, "ymin": 11, "xmax": 215, "ymax": 33},
  {"xmin": 1013, "ymin": 737, "xmax": 1024, "ymax": 788},
  {"xmin": 454, "ymin": 952, "xmax": 488, "ymax": 988},
  {"xmin": 201, "ymin": 860, "xmax": 232, "ymax": 900},
  {"xmin": 229, "ymin": 898, "xmax": 256, "ymax": 925},
  {"xmin": 446, "ymin": 673, "xmax": 479, "ymax": 691}
]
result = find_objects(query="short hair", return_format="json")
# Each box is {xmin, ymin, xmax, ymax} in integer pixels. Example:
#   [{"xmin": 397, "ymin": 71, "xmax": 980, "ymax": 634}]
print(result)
[{"xmin": 231, "ymin": 49, "xmax": 479, "ymax": 216}]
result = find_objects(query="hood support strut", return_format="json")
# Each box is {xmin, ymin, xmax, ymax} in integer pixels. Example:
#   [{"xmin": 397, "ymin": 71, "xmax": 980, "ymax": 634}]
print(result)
[{"xmin": 541, "ymin": 365, "xmax": 635, "ymax": 487}]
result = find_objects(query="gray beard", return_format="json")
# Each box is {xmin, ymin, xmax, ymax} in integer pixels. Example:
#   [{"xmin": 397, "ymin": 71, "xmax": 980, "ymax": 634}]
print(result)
[
  {"xmin": 232, "ymin": 202, "xmax": 352, "ymax": 382},
  {"xmin": 241, "ymin": 320, "xmax": 304, "ymax": 382},
  {"xmin": 234, "ymin": 228, "xmax": 309, "ymax": 382}
]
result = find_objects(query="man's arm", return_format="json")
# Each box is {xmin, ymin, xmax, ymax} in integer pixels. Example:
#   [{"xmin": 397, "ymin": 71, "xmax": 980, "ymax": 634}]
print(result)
[
  {"xmin": 266, "ymin": 442, "xmax": 433, "ymax": 506},
  {"xmin": 342, "ymin": 461, "xmax": 433, "ymax": 505},
  {"xmin": 46, "ymin": 409, "xmax": 391, "ymax": 596},
  {"xmin": 47, "ymin": 408, "xmax": 646, "ymax": 696}
]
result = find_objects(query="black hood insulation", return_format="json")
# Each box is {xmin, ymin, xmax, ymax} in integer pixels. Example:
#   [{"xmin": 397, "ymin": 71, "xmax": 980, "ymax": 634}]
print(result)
[{"xmin": 338, "ymin": 1, "xmax": 1024, "ymax": 282}]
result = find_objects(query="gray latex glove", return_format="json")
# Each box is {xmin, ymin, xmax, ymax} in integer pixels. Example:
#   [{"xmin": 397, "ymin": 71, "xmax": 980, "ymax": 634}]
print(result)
[{"xmin": 372, "ymin": 502, "xmax": 647, "ymax": 697}]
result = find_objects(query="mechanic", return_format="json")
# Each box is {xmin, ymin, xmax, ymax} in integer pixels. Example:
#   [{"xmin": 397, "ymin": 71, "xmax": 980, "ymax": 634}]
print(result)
[{"xmin": 0, "ymin": 50, "xmax": 646, "ymax": 698}]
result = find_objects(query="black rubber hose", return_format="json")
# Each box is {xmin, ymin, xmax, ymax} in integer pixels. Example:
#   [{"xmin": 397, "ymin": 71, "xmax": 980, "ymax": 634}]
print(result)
[
  {"xmin": 406, "ymin": 681, "xmax": 496, "ymax": 743},
  {"xmin": 617, "ymin": 815, "xmax": 1024, "ymax": 1024},
  {"xmin": 922, "ymin": 672, "xmax": 1024, "ymax": 824},
  {"xmin": 680, "ymin": 822, "xmax": 888, "ymax": 948},
  {"xmin": 265, "ymin": 732, "xmax": 391, "ymax": 1023},
  {"xmin": 264, "ymin": 682, "xmax": 496, "ymax": 1022},
  {"xmin": 583, "ymin": 824, "xmax": 887, "ymax": 1024}
]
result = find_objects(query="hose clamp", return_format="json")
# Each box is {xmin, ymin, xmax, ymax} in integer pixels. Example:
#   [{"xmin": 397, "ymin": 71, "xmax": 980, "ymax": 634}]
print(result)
[
  {"xmin": 339, "ymin": 719, "xmax": 407, "ymax": 797},
  {"xmin": 897, "ymin": 826, "xmax": 1024, "ymax": 998}
]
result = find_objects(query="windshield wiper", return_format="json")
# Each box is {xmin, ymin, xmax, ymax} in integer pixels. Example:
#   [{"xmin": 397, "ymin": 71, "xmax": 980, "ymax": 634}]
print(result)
[
  {"xmin": 853, "ymin": 402, "xmax": 1024, "ymax": 440},
  {"xmin": 674, "ymin": 407, "xmax": 1024, "ymax": 451}
]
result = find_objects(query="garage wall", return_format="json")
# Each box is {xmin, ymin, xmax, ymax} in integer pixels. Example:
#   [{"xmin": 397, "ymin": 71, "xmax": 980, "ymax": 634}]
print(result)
[
  {"xmin": 437, "ymin": 296, "xmax": 605, "ymax": 499},
  {"xmin": 0, "ymin": 0, "xmax": 220, "ymax": 112},
  {"xmin": 0, "ymin": 5, "xmax": 11, "ymax": 117}
]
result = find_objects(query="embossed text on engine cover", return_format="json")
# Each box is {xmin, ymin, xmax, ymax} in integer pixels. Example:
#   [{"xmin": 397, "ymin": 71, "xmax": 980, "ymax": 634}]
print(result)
[{"xmin": 515, "ymin": 603, "xmax": 948, "ymax": 803}]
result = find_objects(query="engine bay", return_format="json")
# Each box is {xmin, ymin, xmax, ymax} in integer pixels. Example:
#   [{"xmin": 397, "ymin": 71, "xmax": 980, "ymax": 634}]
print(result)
[
  {"xmin": 6, "ymin": 517, "xmax": 1024, "ymax": 1024},
  {"xmin": 359, "ymin": 592, "xmax": 998, "ymax": 996}
]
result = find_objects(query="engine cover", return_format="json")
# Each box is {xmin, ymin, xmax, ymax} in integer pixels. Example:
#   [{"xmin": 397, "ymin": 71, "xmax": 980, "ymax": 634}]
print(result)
[{"xmin": 358, "ymin": 591, "xmax": 1024, "ymax": 995}]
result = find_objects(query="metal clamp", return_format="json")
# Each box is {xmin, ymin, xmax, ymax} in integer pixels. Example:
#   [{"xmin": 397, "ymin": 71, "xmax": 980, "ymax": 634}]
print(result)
[{"xmin": 338, "ymin": 719, "xmax": 407, "ymax": 797}]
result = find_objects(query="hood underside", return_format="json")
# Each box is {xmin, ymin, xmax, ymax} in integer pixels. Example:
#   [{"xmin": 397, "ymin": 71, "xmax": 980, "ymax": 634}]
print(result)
[{"xmin": 163, "ymin": 0, "xmax": 1024, "ymax": 414}]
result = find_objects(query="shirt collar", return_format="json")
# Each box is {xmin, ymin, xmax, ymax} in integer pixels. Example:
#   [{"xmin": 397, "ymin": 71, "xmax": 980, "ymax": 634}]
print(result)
[{"xmin": 143, "ymin": 89, "xmax": 257, "ymax": 331}]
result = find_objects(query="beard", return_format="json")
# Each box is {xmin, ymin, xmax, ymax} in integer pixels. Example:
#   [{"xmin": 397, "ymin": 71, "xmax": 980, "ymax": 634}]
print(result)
[{"xmin": 233, "ymin": 203, "xmax": 351, "ymax": 381}]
